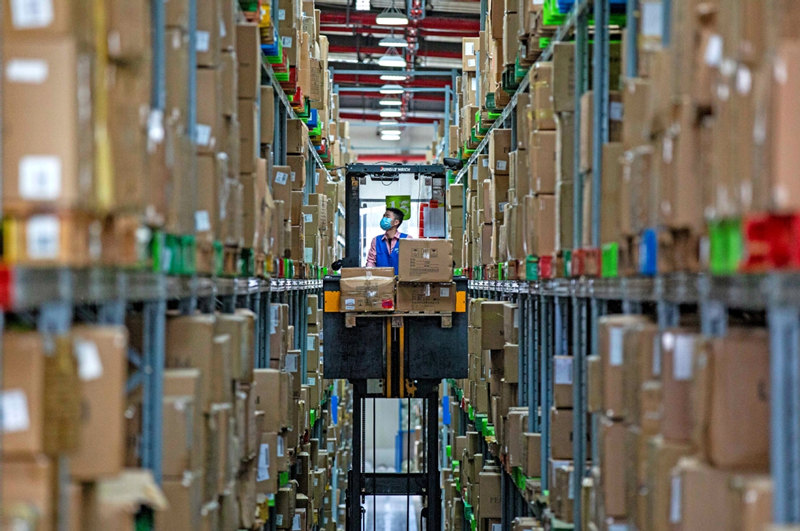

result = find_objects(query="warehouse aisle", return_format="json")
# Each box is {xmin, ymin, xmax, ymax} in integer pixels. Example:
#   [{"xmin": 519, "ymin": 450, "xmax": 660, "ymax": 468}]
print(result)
[{"xmin": 363, "ymin": 496, "xmax": 422, "ymax": 531}]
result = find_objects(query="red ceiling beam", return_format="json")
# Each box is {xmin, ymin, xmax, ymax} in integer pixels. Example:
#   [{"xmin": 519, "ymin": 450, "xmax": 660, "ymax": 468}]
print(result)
[
  {"xmin": 339, "ymin": 112, "xmax": 440, "ymax": 124},
  {"xmin": 319, "ymin": 12, "xmax": 479, "ymax": 33},
  {"xmin": 340, "ymin": 92, "xmax": 446, "ymax": 102},
  {"xmin": 320, "ymin": 26, "xmax": 474, "ymax": 38},
  {"xmin": 331, "ymin": 74, "xmax": 452, "ymax": 87},
  {"xmin": 357, "ymin": 154, "xmax": 428, "ymax": 162},
  {"xmin": 328, "ymin": 44, "xmax": 461, "ymax": 59}
]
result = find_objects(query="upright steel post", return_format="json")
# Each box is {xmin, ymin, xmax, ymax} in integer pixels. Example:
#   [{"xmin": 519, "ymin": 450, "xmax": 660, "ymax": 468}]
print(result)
[
  {"xmin": 768, "ymin": 302, "xmax": 800, "ymax": 522},
  {"xmin": 591, "ymin": 0, "xmax": 610, "ymax": 248},
  {"xmin": 625, "ymin": 0, "xmax": 639, "ymax": 77},
  {"xmin": 573, "ymin": 3, "xmax": 589, "ymax": 252}
]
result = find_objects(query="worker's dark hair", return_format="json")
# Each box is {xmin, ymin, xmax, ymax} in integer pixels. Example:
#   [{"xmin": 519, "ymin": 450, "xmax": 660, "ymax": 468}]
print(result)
[{"xmin": 386, "ymin": 207, "xmax": 405, "ymax": 224}]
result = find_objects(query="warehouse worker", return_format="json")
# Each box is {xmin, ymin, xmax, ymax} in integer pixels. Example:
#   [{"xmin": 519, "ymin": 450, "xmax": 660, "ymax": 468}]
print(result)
[{"xmin": 366, "ymin": 207, "xmax": 410, "ymax": 273}]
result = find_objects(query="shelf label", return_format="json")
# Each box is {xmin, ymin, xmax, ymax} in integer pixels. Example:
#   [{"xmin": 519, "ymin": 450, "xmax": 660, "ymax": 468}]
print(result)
[
  {"xmin": 669, "ymin": 475, "xmax": 682, "ymax": 523},
  {"xmin": 257, "ymin": 443, "xmax": 270, "ymax": 481},
  {"xmin": 641, "ymin": 1, "xmax": 664, "ymax": 38},
  {"xmin": 284, "ymin": 353, "xmax": 299, "ymax": 373},
  {"xmin": 75, "ymin": 339, "xmax": 103, "ymax": 381},
  {"xmin": 196, "ymin": 31, "xmax": 210, "ymax": 52},
  {"xmin": 19, "ymin": 155, "xmax": 61, "ymax": 200},
  {"xmin": 6, "ymin": 58, "xmax": 49, "ymax": 83},
  {"xmin": 195, "ymin": 210, "xmax": 211, "ymax": 232},
  {"xmin": 1, "ymin": 389, "xmax": 30, "ymax": 433},
  {"xmin": 673, "ymin": 335, "xmax": 694, "ymax": 381},
  {"xmin": 10, "ymin": 0, "xmax": 53, "ymax": 29},
  {"xmin": 26, "ymin": 214, "xmax": 60, "ymax": 260},
  {"xmin": 555, "ymin": 357, "xmax": 573, "ymax": 385},
  {"xmin": 609, "ymin": 327, "xmax": 624, "ymax": 366},
  {"xmin": 194, "ymin": 124, "xmax": 212, "ymax": 146}
]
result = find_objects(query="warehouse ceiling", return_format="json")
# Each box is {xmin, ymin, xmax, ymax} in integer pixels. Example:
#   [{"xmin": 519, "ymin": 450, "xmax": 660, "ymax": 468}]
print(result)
[{"xmin": 317, "ymin": 0, "xmax": 480, "ymax": 160}]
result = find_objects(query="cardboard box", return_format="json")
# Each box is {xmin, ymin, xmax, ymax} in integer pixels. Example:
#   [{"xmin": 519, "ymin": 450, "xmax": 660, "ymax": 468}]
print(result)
[
  {"xmin": 396, "ymin": 282, "xmax": 456, "ymax": 312},
  {"xmin": 166, "ymin": 315, "xmax": 216, "ymax": 410},
  {"xmin": 236, "ymin": 23, "xmax": 260, "ymax": 99},
  {"xmin": 3, "ymin": 38, "xmax": 94, "ymax": 213},
  {"xmin": 261, "ymin": 85, "xmax": 276, "ymax": 145},
  {"xmin": 503, "ymin": 344, "xmax": 519, "ymax": 383},
  {"xmin": 556, "ymin": 180, "xmax": 574, "ymax": 251},
  {"xmin": 238, "ymin": 98, "xmax": 259, "ymax": 173},
  {"xmin": 70, "ymin": 325, "xmax": 128, "ymax": 480},
  {"xmin": 524, "ymin": 433, "xmax": 542, "ymax": 478},
  {"xmin": 2, "ymin": 331, "xmax": 45, "ymax": 456},
  {"xmin": 162, "ymin": 395, "xmax": 198, "ymax": 477},
  {"xmin": 579, "ymin": 90, "xmax": 623, "ymax": 172},
  {"xmin": 553, "ymin": 356, "xmax": 573, "ymax": 409},
  {"xmin": 556, "ymin": 113, "xmax": 575, "ymax": 184},
  {"xmin": 600, "ymin": 417, "xmax": 627, "ymax": 518},
  {"xmin": 705, "ymin": 329, "xmax": 770, "ymax": 470},
  {"xmin": 158, "ymin": 475, "xmax": 203, "ymax": 531},
  {"xmin": 1, "ymin": 457, "xmax": 53, "ymax": 531},
  {"xmin": 253, "ymin": 369, "xmax": 289, "ymax": 432},
  {"xmin": 550, "ymin": 407, "xmax": 575, "ymax": 460},
  {"xmin": 462, "ymin": 37, "xmax": 479, "ymax": 72},
  {"xmin": 478, "ymin": 301, "xmax": 506, "ymax": 349},
  {"xmin": 598, "ymin": 315, "xmax": 650, "ymax": 419},
  {"xmin": 397, "ymin": 239, "xmax": 453, "ymax": 282},
  {"xmin": 196, "ymin": 67, "xmax": 221, "ymax": 154},
  {"xmin": 478, "ymin": 469, "xmax": 502, "ymax": 518},
  {"xmin": 489, "ymin": 129, "xmax": 512, "ymax": 174},
  {"xmin": 287, "ymin": 119, "xmax": 308, "ymax": 155},
  {"xmin": 530, "ymin": 194, "xmax": 556, "ymax": 257},
  {"xmin": 671, "ymin": 457, "xmax": 738, "ymax": 530},
  {"xmin": 661, "ymin": 330, "xmax": 704, "ymax": 443},
  {"xmin": 339, "ymin": 268, "xmax": 396, "ymax": 312},
  {"xmin": 531, "ymin": 131, "xmax": 557, "ymax": 194},
  {"xmin": 552, "ymin": 43, "xmax": 575, "ymax": 112}
]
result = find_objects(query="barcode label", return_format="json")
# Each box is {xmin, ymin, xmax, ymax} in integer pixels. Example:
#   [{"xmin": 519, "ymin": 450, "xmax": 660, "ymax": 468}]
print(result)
[
  {"xmin": 257, "ymin": 443, "xmax": 270, "ymax": 481},
  {"xmin": 6, "ymin": 58, "xmax": 49, "ymax": 83},
  {"xmin": 609, "ymin": 327, "xmax": 624, "ymax": 366},
  {"xmin": 75, "ymin": 339, "xmax": 103, "ymax": 381},
  {"xmin": 1, "ymin": 389, "xmax": 30, "ymax": 433},
  {"xmin": 26, "ymin": 215, "xmax": 60, "ymax": 259},
  {"xmin": 10, "ymin": 0, "xmax": 53, "ymax": 29},
  {"xmin": 19, "ymin": 155, "xmax": 61, "ymax": 200},
  {"xmin": 196, "ymin": 31, "xmax": 210, "ymax": 52}
]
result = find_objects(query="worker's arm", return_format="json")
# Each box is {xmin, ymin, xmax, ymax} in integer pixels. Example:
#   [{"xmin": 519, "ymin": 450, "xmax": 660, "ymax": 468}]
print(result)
[{"xmin": 365, "ymin": 236, "xmax": 377, "ymax": 267}]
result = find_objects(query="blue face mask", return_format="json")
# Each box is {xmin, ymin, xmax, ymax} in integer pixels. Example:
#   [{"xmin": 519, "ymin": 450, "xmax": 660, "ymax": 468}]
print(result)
[{"xmin": 380, "ymin": 217, "xmax": 393, "ymax": 231}]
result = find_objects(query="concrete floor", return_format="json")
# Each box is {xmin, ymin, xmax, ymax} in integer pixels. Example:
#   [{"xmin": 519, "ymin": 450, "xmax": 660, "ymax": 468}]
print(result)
[{"xmin": 363, "ymin": 495, "xmax": 423, "ymax": 531}]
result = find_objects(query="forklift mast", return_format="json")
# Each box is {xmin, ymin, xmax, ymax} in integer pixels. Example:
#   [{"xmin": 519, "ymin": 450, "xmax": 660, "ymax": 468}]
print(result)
[{"xmin": 325, "ymin": 163, "xmax": 466, "ymax": 531}]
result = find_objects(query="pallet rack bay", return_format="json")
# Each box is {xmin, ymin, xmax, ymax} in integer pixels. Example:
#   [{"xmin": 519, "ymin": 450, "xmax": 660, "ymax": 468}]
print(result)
[{"xmin": 448, "ymin": 0, "xmax": 800, "ymax": 527}]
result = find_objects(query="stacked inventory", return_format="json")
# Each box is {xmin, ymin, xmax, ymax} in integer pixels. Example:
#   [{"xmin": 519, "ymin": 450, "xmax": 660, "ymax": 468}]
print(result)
[
  {"xmin": 1, "ymin": 0, "xmax": 354, "ymax": 529},
  {"xmin": 442, "ymin": 0, "xmax": 800, "ymax": 528}
]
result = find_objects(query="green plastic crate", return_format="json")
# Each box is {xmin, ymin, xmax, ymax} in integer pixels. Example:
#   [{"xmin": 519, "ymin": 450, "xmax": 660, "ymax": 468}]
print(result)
[{"xmin": 601, "ymin": 242, "xmax": 619, "ymax": 278}]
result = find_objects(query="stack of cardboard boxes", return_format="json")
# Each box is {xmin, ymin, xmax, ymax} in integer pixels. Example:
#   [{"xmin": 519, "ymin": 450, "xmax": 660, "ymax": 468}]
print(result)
[
  {"xmin": 2, "ymin": 0, "xmax": 352, "ymax": 275},
  {"xmin": 2, "ymin": 326, "xmax": 147, "ymax": 529},
  {"xmin": 444, "ymin": 299, "xmax": 546, "ymax": 530},
  {"xmin": 584, "ymin": 317, "xmax": 773, "ymax": 530}
]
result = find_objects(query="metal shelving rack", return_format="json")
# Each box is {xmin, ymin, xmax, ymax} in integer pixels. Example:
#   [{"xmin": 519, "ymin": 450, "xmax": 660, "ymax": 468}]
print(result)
[
  {"xmin": 0, "ymin": 3, "xmax": 340, "ymax": 530},
  {"xmin": 452, "ymin": 0, "xmax": 800, "ymax": 526}
]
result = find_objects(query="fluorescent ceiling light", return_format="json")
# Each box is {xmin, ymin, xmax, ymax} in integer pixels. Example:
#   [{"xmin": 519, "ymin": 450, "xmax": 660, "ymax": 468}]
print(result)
[
  {"xmin": 380, "ymin": 109, "xmax": 402, "ymax": 118},
  {"xmin": 380, "ymin": 72, "xmax": 409, "ymax": 81},
  {"xmin": 379, "ymin": 98, "xmax": 402, "ymax": 106},
  {"xmin": 355, "ymin": 0, "xmax": 370, "ymax": 10},
  {"xmin": 379, "ymin": 84, "xmax": 404, "ymax": 94},
  {"xmin": 381, "ymin": 126, "xmax": 402, "ymax": 134},
  {"xmin": 379, "ymin": 119, "xmax": 400, "ymax": 126},
  {"xmin": 379, "ymin": 36, "xmax": 409, "ymax": 47},
  {"xmin": 380, "ymin": 133, "xmax": 402, "ymax": 141},
  {"xmin": 378, "ymin": 48, "xmax": 406, "ymax": 67},
  {"xmin": 375, "ymin": 3, "xmax": 408, "ymax": 26}
]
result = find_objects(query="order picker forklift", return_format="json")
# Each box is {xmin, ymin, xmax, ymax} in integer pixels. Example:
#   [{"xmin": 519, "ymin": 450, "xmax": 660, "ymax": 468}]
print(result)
[{"xmin": 323, "ymin": 163, "xmax": 468, "ymax": 530}]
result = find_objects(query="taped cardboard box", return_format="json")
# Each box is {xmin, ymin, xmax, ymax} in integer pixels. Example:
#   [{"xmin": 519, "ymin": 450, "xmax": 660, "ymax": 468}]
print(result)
[
  {"xmin": 3, "ymin": 37, "xmax": 94, "ymax": 214},
  {"xmin": 489, "ymin": 129, "xmax": 512, "ymax": 175},
  {"xmin": 2, "ymin": 331, "xmax": 46, "ymax": 456},
  {"xmin": 1, "ymin": 456, "xmax": 53, "ymax": 531},
  {"xmin": 396, "ymin": 282, "xmax": 456, "ymax": 312},
  {"xmin": 661, "ymin": 330, "xmax": 705, "ymax": 443},
  {"xmin": 70, "ymin": 325, "xmax": 128, "ymax": 480},
  {"xmin": 339, "ymin": 267, "xmax": 396, "ymax": 312},
  {"xmin": 398, "ymin": 239, "xmax": 453, "ymax": 282},
  {"xmin": 597, "ymin": 315, "xmax": 650, "ymax": 419},
  {"xmin": 166, "ymin": 315, "xmax": 216, "ymax": 411}
]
